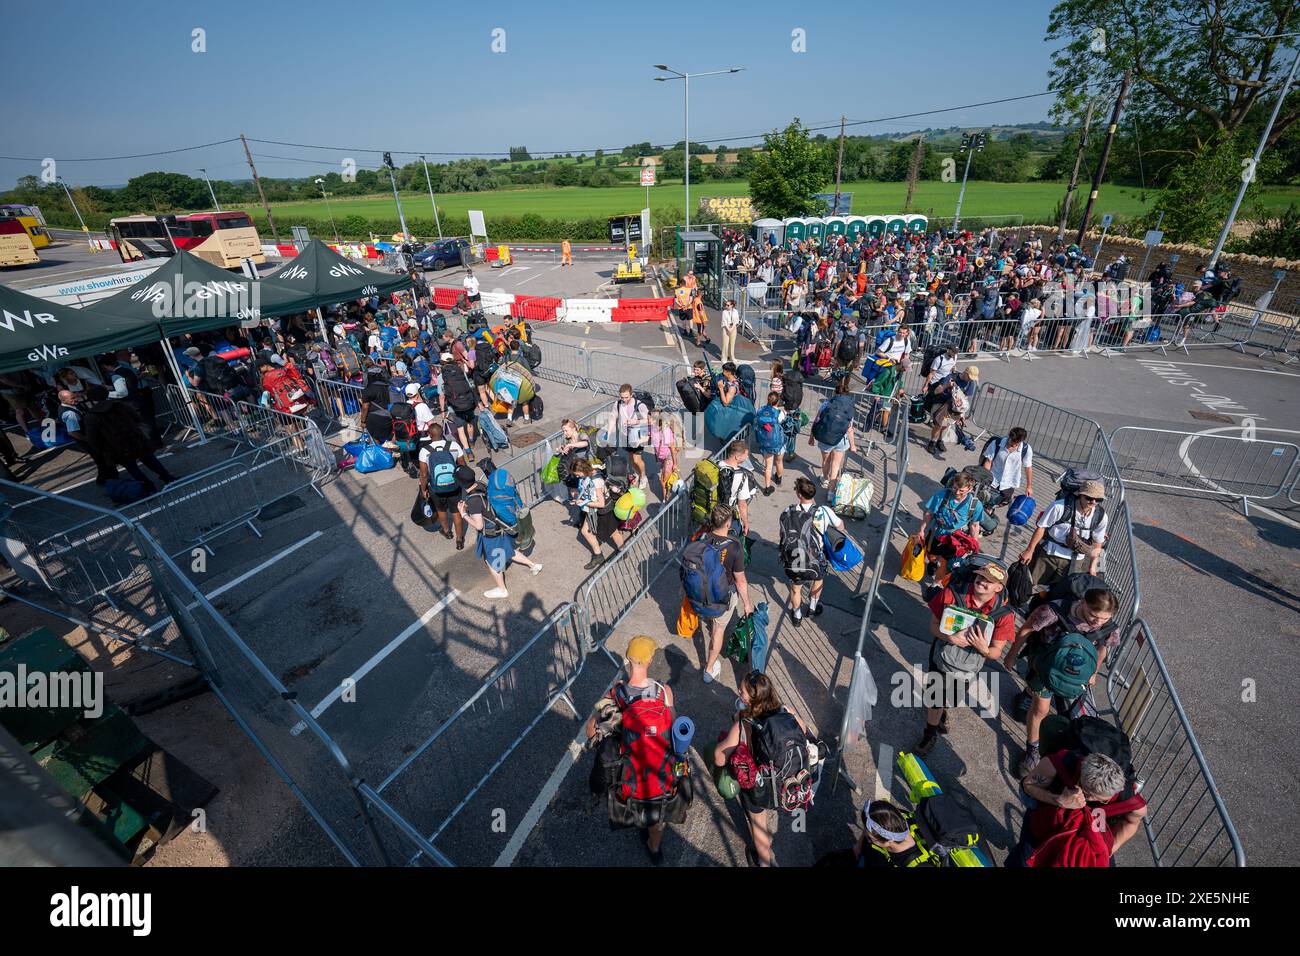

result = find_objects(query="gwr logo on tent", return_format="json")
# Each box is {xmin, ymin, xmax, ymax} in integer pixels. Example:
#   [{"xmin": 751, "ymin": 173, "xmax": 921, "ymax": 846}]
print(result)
[
  {"xmin": 360, "ymin": 285, "xmax": 377, "ymax": 296},
  {"xmin": 0, "ymin": 309, "xmax": 58, "ymax": 333},
  {"xmin": 279, "ymin": 265, "xmax": 310, "ymax": 281},
  {"xmin": 27, "ymin": 343, "xmax": 70, "ymax": 362},
  {"xmin": 130, "ymin": 282, "xmax": 169, "ymax": 303},
  {"xmin": 329, "ymin": 262, "xmax": 364, "ymax": 278}
]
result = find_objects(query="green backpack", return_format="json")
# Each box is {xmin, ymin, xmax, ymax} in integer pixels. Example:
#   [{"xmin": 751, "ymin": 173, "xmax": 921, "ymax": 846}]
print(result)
[
  {"xmin": 690, "ymin": 460, "xmax": 720, "ymax": 525},
  {"xmin": 1035, "ymin": 632, "xmax": 1099, "ymax": 700}
]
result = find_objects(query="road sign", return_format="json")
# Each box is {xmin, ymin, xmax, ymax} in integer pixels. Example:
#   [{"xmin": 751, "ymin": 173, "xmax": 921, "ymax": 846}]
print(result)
[
  {"xmin": 640, "ymin": 167, "xmax": 656, "ymax": 187},
  {"xmin": 1101, "ymin": 213, "xmax": 1113, "ymax": 227},
  {"xmin": 1143, "ymin": 229, "xmax": 1164, "ymax": 246}
]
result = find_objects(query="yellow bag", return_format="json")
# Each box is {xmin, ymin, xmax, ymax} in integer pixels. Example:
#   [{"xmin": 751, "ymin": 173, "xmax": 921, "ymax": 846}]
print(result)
[
  {"xmin": 900, "ymin": 532, "xmax": 926, "ymax": 582},
  {"xmin": 676, "ymin": 596, "xmax": 699, "ymax": 638}
]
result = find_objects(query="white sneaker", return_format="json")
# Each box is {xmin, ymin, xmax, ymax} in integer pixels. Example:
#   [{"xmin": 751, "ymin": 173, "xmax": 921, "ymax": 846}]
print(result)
[
  {"xmin": 530, "ymin": 563, "xmax": 543, "ymax": 576},
  {"xmin": 703, "ymin": 659, "xmax": 721, "ymax": 683},
  {"xmin": 484, "ymin": 587, "xmax": 509, "ymax": 599}
]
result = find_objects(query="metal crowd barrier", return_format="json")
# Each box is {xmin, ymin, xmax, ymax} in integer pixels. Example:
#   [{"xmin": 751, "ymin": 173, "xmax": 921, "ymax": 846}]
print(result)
[
  {"xmin": 309, "ymin": 377, "xmax": 366, "ymax": 433},
  {"xmin": 1105, "ymin": 619, "xmax": 1246, "ymax": 867},
  {"xmin": 368, "ymin": 604, "xmax": 589, "ymax": 865},
  {"xmin": 1107, "ymin": 426, "xmax": 1300, "ymax": 514}
]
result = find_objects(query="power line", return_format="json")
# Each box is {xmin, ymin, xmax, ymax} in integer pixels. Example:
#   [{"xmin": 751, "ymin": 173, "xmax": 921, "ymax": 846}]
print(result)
[{"xmin": 0, "ymin": 138, "xmax": 241, "ymax": 163}]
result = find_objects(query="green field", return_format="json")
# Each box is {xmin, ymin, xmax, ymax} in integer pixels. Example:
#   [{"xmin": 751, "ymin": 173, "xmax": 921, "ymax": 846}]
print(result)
[{"xmin": 258, "ymin": 180, "xmax": 1300, "ymax": 225}]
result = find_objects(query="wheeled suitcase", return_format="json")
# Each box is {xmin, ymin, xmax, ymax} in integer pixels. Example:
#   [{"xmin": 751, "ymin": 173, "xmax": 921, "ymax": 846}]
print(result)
[{"xmin": 832, "ymin": 473, "xmax": 873, "ymax": 520}]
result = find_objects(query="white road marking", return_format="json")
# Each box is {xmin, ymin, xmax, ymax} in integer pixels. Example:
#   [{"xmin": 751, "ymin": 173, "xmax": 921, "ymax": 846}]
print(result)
[
  {"xmin": 494, "ymin": 730, "xmax": 586, "ymax": 867},
  {"xmin": 514, "ymin": 272, "xmax": 542, "ymax": 287},
  {"xmin": 1177, "ymin": 425, "xmax": 1300, "ymax": 532},
  {"xmin": 137, "ymin": 530, "xmax": 324, "ymax": 639},
  {"xmin": 1136, "ymin": 359, "xmax": 1300, "ymax": 378},
  {"xmin": 874, "ymin": 742, "xmax": 895, "ymax": 800},
  {"xmin": 293, "ymin": 590, "xmax": 459, "ymax": 733}
]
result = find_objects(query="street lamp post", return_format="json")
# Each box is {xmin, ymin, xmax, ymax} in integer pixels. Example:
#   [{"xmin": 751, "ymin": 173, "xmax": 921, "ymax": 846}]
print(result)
[
  {"xmin": 951, "ymin": 132, "xmax": 985, "ymax": 232},
  {"xmin": 383, "ymin": 152, "xmax": 410, "ymax": 243},
  {"xmin": 315, "ymin": 179, "xmax": 339, "ymax": 242},
  {"xmin": 654, "ymin": 65, "xmax": 743, "ymax": 235},
  {"xmin": 1208, "ymin": 34, "xmax": 1300, "ymax": 271},
  {"xmin": 420, "ymin": 155, "xmax": 443, "ymax": 239},
  {"xmin": 198, "ymin": 167, "xmax": 221, "ymax": 211},
  {"xmin": 56, "ymin": 178, "xmax": 90, "ymax": 246}
]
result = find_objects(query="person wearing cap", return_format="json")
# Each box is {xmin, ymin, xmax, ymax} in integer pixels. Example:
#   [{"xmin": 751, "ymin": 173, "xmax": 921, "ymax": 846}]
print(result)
[
  {"xmin": 585, "ymin": 635, "xmax": 676, "ymax": 865},
  {"xmin": 405, "ymin": 381, "xmax": 436, "ymax": 433},
  {"xmin": 1019, "ymin": 479, "xmax": 1109, "ymax": 586},
  {"xmin": 925, "ymin": 364, "xmax": 978, "ymax": 457},
  {"xmin": 463, "ymin": 268, "xmax": 481, "ymax": 305},
  {"xmin": 917, "ymin": 556, "xmax": 1015, "ymax": 757},
  {"xmin": 457, "ymin": 460, "xmax": 541, "ymax": 599}
]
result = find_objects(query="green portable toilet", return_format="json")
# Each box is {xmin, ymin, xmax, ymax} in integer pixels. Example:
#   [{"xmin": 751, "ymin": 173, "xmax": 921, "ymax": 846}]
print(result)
[
  {"xmin": 906, "ymin": 215, "xmax": 928, "ymax": 234},
  {"xmin": 884, "ymin": 215, "xmax": 906, "ymax": 236},
  {"xmin": 865, "ymin": 216, "xmax": 886, "ymax": 238},
  {"xmin": 825, "ymin": 217, "xmax": 848, "ymax": 241},
  {"xmin": 783, "ymin": 218, "xmax": 807, "ymax": 244},
  {"xmin": 846, "ymin": 216, "xmax": 868, "ymax": 240},
  {"xmin": 806, "ymin": 217, "xmax": 826, "ymax": 244}
]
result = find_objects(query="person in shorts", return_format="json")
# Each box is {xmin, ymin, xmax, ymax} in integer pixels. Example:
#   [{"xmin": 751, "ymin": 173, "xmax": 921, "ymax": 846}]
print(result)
[
  {"xmin": 614, "ymin": 383, "xmax": 650, "ymax": 486},
  {"xmin": 457, "ymin": 461, "xmax": 541, "ymax": 600},
  {"xmin": 572, "ymin": 458, "xmax": 616, "ymax": 570},
  {"xmin": 418, "ymin": 422, "xmax": 467, "ymax": 546},
  {"xmin": 711, "ymin": 671, "xmax": 809, "ymax": 867},
  {"xmin": 784, "ymin": 476, "xmax": 844, "ymax": 625}
]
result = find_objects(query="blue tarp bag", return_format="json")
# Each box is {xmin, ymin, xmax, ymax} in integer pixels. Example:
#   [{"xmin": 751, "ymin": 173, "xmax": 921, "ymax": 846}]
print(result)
[
  {"xmin": 825, "ymin": 529, "xmax": 864, "ymax": 571},
  {"xmin": 704, "ymin": 395, "xmax": 755, "ymax": 441},
  {"xmin": 1008, "ymin": 494, "xmax": 1036, "ymax": 527},
  {"xmin": 749, "ymin": 602, "xmax": 772, "ymax": 673},
  {"xmin": 354, "ymin": 434, "xmax": 395, "ymax": 474}
]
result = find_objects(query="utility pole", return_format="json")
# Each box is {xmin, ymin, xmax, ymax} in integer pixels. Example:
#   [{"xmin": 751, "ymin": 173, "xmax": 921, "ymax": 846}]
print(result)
[
  {"xmin": 903, "ymin": 135, "xmax": 924, "ymax": 213},
  {"xmin": 198, "ymin": 167, "xmax": 222, "ymax": 211},
  {"xmin": 240, "ymin": 133, "xmax": 279, "ymax": 243},
  {"xmin": 832, "ymin": 115, "xmax": 847, "ymax": 214},
  {"xmin": 951, "ymin": 131, "xmax": 984, "ymax": 232},
  {"xmin": 1056, "ymin": 99, "xmax": 1094, "ymax": 243},
  {"xmin": 1075, "ymin": 71, "xmax": 1130, "ymax": 248}
]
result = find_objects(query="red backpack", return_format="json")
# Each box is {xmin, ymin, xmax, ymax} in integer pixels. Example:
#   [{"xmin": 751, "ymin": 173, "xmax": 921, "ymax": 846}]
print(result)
[
  {"xmin": 262, "ymin": 367, "xmax": 311, "ymax": 415},
  {"xmin": 614, "ymin": 682, "xmax": 676, "ymax": 802}
]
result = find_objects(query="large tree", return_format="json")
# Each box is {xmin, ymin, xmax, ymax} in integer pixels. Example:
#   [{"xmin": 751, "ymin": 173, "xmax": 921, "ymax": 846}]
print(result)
[{"xmin": 748, "ymin": 119, "xmax": 833, "ymax": 218}]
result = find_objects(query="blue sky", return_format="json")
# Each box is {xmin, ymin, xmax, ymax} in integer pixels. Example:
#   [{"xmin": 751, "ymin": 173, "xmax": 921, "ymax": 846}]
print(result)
[{"xmin": 2, "ymin": 0, "xmax": 1063, "ymax": 189}]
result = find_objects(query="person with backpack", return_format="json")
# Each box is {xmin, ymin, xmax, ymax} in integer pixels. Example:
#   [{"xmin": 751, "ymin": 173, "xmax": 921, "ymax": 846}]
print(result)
[
  {"xmin": 81, "ymin": 386, "xmax": 179, "ymax": 495},
  {"xmin": 753, "ymin": 393, "xmax": 787, "ymax": 495},
  {"xmin": 107, "ymin": 350, "xmax": 162, "ymax": 446},
  {"xmin": 1018, "ymin": 478, "xmax": 1109, "ymax": 585},
  {"xmin": 614, "ymin": 384, "xmax": 651, "ymax": 487},
  {"xmin": 586, "ymin": 636, "xmax": 685, "ymax": 864},
  {"xmin": 648, "ymin": 409, "xmax": 682, "ymax": 502},
  {"xmin": 832, "ymin": 315, "xmax": 866, "ymax": 374},
  {"xmin": 441, "ymin": 355, "xmax": 480, "ymax": 460},
  {"xmin": 572, "ymin": 458, "xmax": 616, "ymax": 570},
  {"xmin": 682, "ymin": 504, "xmax": 753, "ymax": 683},
  {"xmin": 457, "ymin": 461, "xmax": 542, "ymax": 599},
  {"xmin": 1010, "ymin": 750, "xmax": 1147, "ymax": 867},
  {"xmin": 979, "ymin": 427, "xmax": 1035, "ymax": 508},
  {"xmin": 809, "ymin": 375, "xmax": 857, "ymax": 490},
  {"xmin": 851, "ymin": 799, "xmax": 939, "ymax": 868},
  {"xmin": 925, "ymin": 365, "xmax": 977, "ymax": 457},
  {"xmin": 780, "ymin": 476, "xmax": 844, "ymax": 625},
  {"xmin": 1007, "ymin": 586, "xmax": 1120, "ymax": 777},
  {"xmin": 917, "ymin": 558, "xmax": 1016, "ymax": 757},
  {"xmin": 418, "ymin": 422, "xmax": 468, "ymax": 547},
  {"xmin": 711, "ymin": 671, "xmax": 812, "ymax": 866}
]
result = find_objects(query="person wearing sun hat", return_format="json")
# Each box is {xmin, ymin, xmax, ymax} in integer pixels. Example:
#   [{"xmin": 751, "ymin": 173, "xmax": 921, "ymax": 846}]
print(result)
[
  {"xmin": 1019, "ymin": 478, "xmax": 1109, "ymax": 588},
  {"xmin": 585, "ymin": 635, "xmax": 677, "ymax": 865},
  {"xmin": 916, "ymin": 556, "xmax": 1017, "ymax": 757}
]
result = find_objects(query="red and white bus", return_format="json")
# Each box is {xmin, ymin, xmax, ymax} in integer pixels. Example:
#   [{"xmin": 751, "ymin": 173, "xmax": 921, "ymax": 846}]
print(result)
[{"xmin": 107, "ymin": 211, "xmax": 265, "ymax": 268}]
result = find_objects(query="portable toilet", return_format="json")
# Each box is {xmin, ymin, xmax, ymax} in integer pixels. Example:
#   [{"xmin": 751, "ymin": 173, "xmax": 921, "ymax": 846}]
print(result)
[
  {"xmin": 752, "ymin": 218, "xmax": 784, "ymax": 247},
  {"xmin": 905, "ymin": 214, "xmax": 928, "ymax": 234},
  {"xmin": 783, "ymin": 217, "xmax": 807, "ymax": 244},
  {"xmin": 884, "ymin": 215, "xmax": 907, "ymax": 236},
  {"xmin": 805, "ymin": 217, "xmax": 827, "ymax": 244},
  {"xmin": 865, "ymin": 216, "xmax": 887, "ymax": 238},
  {"xmin": 825, "ymin": 216, "xmax": 849, "ymax": 241},
  {"xmin": 846, "ymin": 216, "xmax": 869, "ymax": 241}
]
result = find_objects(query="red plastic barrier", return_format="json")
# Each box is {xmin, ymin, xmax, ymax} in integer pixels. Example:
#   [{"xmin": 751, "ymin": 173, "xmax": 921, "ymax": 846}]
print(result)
[
  {"xmin": 364, "ymin": 246, "xmax": 382, "ymax": 259},
  {"xmin": 611, "ymin": 297, "xmax": 673, "ymax": 323},
  {"xmin": 432, "ymin": 286, "xmax": 461, "ymax": 310},
  {"xmin": 484, "ymin": 246, "xmax": 499, "ymax": 261},
  {"xmin": 276, "ymin": 244, "xmax": 298, "ymax": 257},
  {"xmin": 510, "ymin": 295, "xmax": 562, "ymax": 321}
]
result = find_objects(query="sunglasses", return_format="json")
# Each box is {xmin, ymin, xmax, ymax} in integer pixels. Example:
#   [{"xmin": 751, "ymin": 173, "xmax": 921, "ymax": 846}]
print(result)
[{"xmin": 1078, "ymin": 494, "xmax": 1100, "ymax": 502}]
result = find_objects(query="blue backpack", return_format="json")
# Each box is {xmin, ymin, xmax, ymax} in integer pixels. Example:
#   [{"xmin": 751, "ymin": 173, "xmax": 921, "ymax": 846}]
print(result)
[
  {"xmin": 411, "ymin": 356, "xmax": 432, "ymax": 385},
  {"xmin": 811, "ymin": 395, "xmax": 855, "ymax": 446},
  {"xmin": 680, "ymin": 537, "xmax": 734, "ymax": 618},
  {"xmin": 388, "ymin": 375, "xmax": 410, "ymax": 406},
  {"xmin": 754, "ymin": 405, "xmax": 785, "ymax": 455},
  {"xmin": 486, "ymin": 469, "xmax": 522, "ymax": 532},
  {"xmin": 425, "ymin": 441, "xmax": 458, "ymax": 493},
  {"xmin": 380, "ymin": 324, "xmax": 400, "ymax": 350}
]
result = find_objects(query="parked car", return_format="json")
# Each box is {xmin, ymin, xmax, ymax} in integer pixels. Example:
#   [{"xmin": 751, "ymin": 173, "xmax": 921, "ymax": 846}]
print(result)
[{"xmin": 413, "ymin": 238, "xmax": 471, "ymax": 272}]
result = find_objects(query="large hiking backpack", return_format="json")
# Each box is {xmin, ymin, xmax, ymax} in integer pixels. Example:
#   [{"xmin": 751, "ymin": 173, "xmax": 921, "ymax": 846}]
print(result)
[
  {"xmin": 920, "ymin": 344, "xmax": 943, "ymax": 377},
  {"xmin": 781, "ymin": 368, "xmax": 804, "ymax": 411},
  {"xmin": 690, "ymin": 459, "xmax": 720, "ymax": 525},
  {"xmin": 425, "ymin": 441, "xmax": 457, "ymax": 492},
  {"xmin": 941, "ymin": 463, "xmax": 997, "ymax": 507},
  {"xmin": 914, "ymin": 791, "xmax": 986, "ymax": 863},
  {"xmin": 680, "ymin": 537, "xmax": 734, "ymax": 618},
  {"xmin": 443, "ymin": 366, "xmax": 476, "ymax": 412},
  {"xmin": 486, "ymin": 469, "xmax": 522, "ymax": 533},
  {"xmin": 676, "ymin": 377, "xmax": 705, "ymax": 414},
  {"xmin": 615, "ymin": 682, "xmax": 677, "ymax": 802},
  {"xmin": 334, "ymin": 345, "xmax": 362, "ymax": 379},
  {"xmin": 263, "ymin": 367, "xmax": 311, "ymax": 415},
  {"xmin": 811, "ymin": 395, "xmax": 854, "ymax": 446},
  {"xmin": 751, "ymin": 709, "xmax": 816, "ymax": 812},
  {"xmin": 779, "ymin": 505, "xmax": 824, "ymax": 582},
  {"xmin": 836, "ymin": 333, "xmax": 861, "ymax": 364},
  {"xmin": 1035, "ymin": 633, "xmax": 1099, "ymax": 701},
  {"xmin": 522, "ymin": 341, "xmax": 542, "ymax": 371},
  {"xmin": 1066, "ymin": 716, "xmax": 1140, "ymax": 799},
  {"xmin": 736, "ymin": 365, "xmax": 756, "ymax": 402},
  {"xmin": 201, "ymin": 355, "xmax": 239, "ymax": 395},
  {"xmin": 1059, "ymin": 467, "xmax": 1105, "ymax": 499},
  {"xmin": 753, "ymin": 405, "xmax": 785, "ymax": 455}
]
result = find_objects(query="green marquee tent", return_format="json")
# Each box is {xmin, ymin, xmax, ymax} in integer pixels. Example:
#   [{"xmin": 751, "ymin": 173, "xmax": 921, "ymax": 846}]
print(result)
[
  {"xmin": 259, "ymin": 239, "xmax": 413, "ymax": 311},
  {"xmin": 0, "ymin": 282, "xmax": 160, "ymax": 374}
]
